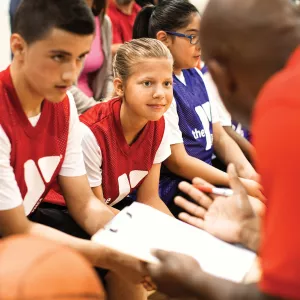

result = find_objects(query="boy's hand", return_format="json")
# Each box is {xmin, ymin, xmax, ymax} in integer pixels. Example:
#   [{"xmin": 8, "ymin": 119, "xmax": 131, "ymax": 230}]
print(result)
[{"xmin": 105, "ymin": 250, "xmax": 148, "ymax": 284}]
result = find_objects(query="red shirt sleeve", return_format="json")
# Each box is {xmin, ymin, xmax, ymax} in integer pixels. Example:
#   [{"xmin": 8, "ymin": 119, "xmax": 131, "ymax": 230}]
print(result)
[{"xmin": 253, "ymin": 102, "xmax": 300, "ymax": 299}]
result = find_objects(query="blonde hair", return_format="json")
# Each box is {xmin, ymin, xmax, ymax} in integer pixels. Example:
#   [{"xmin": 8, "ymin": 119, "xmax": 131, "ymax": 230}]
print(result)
[{"xmin": 113, "ymin": 38, "xmax": 173, "ymax": 81}]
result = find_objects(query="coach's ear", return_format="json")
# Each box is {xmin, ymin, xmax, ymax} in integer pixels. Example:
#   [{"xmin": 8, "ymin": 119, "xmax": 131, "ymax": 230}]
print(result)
[{"xmin": 113, "ymin": 78, "xmax": 124, "ymax": 97}]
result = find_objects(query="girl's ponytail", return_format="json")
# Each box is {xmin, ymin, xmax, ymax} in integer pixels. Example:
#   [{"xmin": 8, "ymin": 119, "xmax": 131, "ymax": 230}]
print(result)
[{"xmin": 133, "ymin": 5, "xmax": 155, "ymax": 39}]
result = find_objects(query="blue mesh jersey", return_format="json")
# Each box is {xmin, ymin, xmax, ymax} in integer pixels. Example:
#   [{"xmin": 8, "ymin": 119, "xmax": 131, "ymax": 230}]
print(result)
[{"xmin": 160, "ymin": 68, "xmax": 214, "ymax": 204}]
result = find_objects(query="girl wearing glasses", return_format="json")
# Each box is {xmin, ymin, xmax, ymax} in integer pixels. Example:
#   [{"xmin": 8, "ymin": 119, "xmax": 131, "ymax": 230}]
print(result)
[{"xmin": 133, "ymin": 0, "xmax": 264, "ymax": 215}]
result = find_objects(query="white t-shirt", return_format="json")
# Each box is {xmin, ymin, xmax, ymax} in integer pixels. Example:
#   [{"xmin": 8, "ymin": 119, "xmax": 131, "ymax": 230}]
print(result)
[
  {"xmin": 0, "ymin": 92, "xmax": 86, "ymax": 211},
  {"xmin": 81, "ymin": 122, "xmax": 171, "ymax": 189},
  {"xmin": 164, "ymin": 68, "xmax": 219, "ymax": 145},
  {"xmin": 202, "ymin": 71, "xmax": 232, "ymax": 127}
]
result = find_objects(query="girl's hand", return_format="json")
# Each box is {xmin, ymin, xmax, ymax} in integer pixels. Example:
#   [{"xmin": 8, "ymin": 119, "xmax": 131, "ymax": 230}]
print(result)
[
  {"xmin": 240, "ymin": 178, "xmax": 265, "ymax": 202},
  {"xmin": 236, "ymin": 163, "xmax": 260, "ymax": 182}
]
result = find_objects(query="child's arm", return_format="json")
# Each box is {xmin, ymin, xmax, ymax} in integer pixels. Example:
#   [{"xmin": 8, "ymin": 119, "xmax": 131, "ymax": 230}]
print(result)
[
  {"xmin": 0, "ymin": 200, "xmax": 145, "ymax": 283},
  {"xmin": 164, "ymin": 99, "xmax": 261, "ymax": 198},
  {"xmin": 92, "ymin": 185, "xmax": 119, "ymax": 215},
  {"xmin": 201, "ymin": 70, "xmax": 257, "ymax": 178},
  {"xmin": 0, "ymin": 204, "xmax": 113, "ymax": 267},
  {"xmin": 213, "ymin": 122, "xmax": 258, "ymax": 181},
  {"xmin": 164, "ymin": 143, "xmax": 262, "ymax": 199},
  {"xmin": 223, "ymin": 126, "xmax": 254, "ymax": 162},
  {"xmin": 136, "ymin": 163, "xmax": 173, "ymax": 216},
  {"xmin": 165, "ymin": 143, "xmax": 229, "ymax": 185},
  {"xmin": 164, "ymin": 99, "xmax": 231, "ymax": 186}
]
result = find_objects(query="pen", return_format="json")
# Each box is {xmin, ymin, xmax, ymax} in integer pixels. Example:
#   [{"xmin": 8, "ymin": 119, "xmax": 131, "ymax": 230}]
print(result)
[{"xmin": 193, "ymin": 185, "xmax": 234, "ymax": 197}]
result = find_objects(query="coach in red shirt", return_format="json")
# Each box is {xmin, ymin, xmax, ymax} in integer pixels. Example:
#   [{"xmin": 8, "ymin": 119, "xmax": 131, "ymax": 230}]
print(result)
[
  {"xmin": 142, "ymin": 0, "xmax": 300, "ymax": 299},
  {"xmin": 107, "ymin": 0, "xmax": 141, "ymax": 56}
]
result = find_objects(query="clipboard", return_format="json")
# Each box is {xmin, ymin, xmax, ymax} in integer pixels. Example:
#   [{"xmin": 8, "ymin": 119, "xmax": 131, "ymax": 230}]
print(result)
[{"xmin": 92, "ymin": 202, "xmax": 256, "ymax": 282}]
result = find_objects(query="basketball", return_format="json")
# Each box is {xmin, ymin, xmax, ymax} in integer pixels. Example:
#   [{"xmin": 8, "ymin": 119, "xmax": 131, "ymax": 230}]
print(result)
[{"xmin": 0, "ymin": 235, "xmax": 106, "ymax": 300}]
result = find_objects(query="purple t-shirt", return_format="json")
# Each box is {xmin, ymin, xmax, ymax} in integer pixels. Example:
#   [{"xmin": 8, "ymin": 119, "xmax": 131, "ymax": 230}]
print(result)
[{"xmin": 160, "ymin": 69, "xmax": 214, "ymax": 204}]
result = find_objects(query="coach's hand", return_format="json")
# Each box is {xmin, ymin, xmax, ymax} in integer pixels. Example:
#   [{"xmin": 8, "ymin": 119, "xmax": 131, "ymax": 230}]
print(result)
[
  {"xmin": 146, "ymin": 250, "xmax": 202, "ymax": 298},
  {"xmin": 175, "ymin": 164, "xmax": 259, "ymax": 245}
]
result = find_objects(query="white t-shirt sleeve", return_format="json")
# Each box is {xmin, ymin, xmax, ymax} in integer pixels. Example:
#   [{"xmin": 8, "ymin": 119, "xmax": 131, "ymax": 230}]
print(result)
[
  {"xmin": 153, "ymin": 119, "xmax": 171, "ymax": 164},
  {"xmin": 164, "ymin": 98, "xmax": 184, "ymax": 145},
  {"xmin": 194, "ymin": 68, "xmax": 220, "ymax": 124},
  {"xmin": 210, "ymin": 97, "xmax": 220, "ymax": 124},
  {"xmin": 202, "ymin": 71, "xmax": 232, "ymax": 126},
  {"xmin": 59, "ymin": 91, "xmax": 87, "ymax": 177},
  {"xmin": 0, "ymin": 125, "xmax": 23, "ymax": 211},
  {"xmin": 80, "ymin": 123, "xmax": 103, "ymax": 187}
]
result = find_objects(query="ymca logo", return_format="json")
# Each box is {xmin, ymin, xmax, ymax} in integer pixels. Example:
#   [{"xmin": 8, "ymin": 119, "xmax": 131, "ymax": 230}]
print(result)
[
  {"xmin": 232, "ymin": 122, "xmax": 245, "ymax": 137},
  {"xmin": 23, "ymin": 156, "xmax": 61, "ymax": 216},
  {"xmin": 107, "ymin": 170, "xmax": 149, "ymax": 206},
  {"xmin": 194, "ymin": 102, "xmax": 213, "ymax": 150},
  {"xmin": 192, "ymin": 128, "xmax": 206, "ymax": 139}
]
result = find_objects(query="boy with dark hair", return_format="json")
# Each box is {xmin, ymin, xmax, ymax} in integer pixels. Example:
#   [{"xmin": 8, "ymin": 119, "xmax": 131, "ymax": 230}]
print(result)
[{"xmin": 0, "ymin": 1, "xmax": 146, "ymax": 299}]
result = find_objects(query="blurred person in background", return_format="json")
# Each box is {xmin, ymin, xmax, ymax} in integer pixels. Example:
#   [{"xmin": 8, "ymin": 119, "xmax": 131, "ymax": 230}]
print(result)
[
  {"xmin": 136, "ymin": 0, "xmax": 160, "ymax": 7},
  {"xmin": 107, "ymin": 0, "xmax": 141, "ymax": 56}
]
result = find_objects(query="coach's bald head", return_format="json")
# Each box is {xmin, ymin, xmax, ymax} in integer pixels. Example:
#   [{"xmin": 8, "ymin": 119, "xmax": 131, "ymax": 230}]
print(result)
[{"xmin": 200, "ymin": 0, "xmax": 300, "ymax": 126}]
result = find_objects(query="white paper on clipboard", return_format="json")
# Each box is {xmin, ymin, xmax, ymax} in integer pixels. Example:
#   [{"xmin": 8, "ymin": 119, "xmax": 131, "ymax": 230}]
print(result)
[{"xmin": 92, "ymin": 202, "xmax": 256, "ymax": 282}]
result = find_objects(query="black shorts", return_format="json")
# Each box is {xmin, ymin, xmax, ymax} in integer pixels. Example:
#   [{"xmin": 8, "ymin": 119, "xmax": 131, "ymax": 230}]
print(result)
[
  {"xmin": 113, "ymin": 196, "xmax": 134, "ymax": 211},
  {"xmin": 29, "ymin": 202, "xmax": 108, "ymax": 282}
]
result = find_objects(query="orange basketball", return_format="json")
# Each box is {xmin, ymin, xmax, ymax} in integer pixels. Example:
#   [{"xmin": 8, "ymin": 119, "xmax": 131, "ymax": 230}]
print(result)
[{"xmin": 0, "ymin": 235, "xmax": 106, "ymax": 300}]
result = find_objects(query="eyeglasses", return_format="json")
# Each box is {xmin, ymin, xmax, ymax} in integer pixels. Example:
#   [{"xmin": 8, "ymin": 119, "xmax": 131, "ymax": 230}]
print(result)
[{"xmin": 165, "ymin": 31, "xmax": 200, "ymax": 45}]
